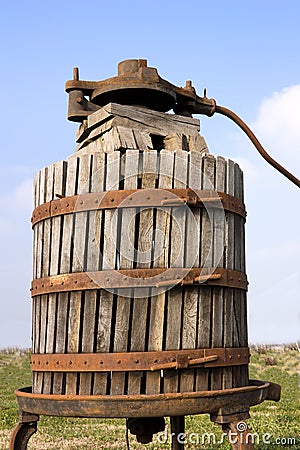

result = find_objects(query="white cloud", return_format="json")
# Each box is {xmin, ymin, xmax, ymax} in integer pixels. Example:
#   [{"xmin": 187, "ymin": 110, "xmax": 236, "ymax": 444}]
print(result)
[
  {"xmin": 0, "ymin": 178, "xmax": 33, "ymax": 212},
  {"xmin": 252, "ymin": 84, "xmax": 300, "ymax": 173},
  {"xmin": 12, "ymin": 179, "xmax": 33, "ymax": 211}
]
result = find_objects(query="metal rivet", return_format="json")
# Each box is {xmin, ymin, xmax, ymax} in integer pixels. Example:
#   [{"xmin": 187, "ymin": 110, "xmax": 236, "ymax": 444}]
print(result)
[
  {"xmin": 135, "ymin": 359, "xmax": 139, "ymax": 364},
  {"xmin": 238, "ymin": 354, "xmax": 241, "ymax": 359},
  {"xmin": 80, "ymin": 201, "xmax": 84, "ymax": 205},
  {"xmin": 100, "ymin": 360, "xmax": 103, "ymax": 365},
  {"xmin": 66, "ymin": 203, "xmax": 70, "ymax": 208},
  {"xmin": 46, "ymin": 361, "xmax": 49, "ymax": 365},
  {"xmin": 110, "ymin": 198, "xmax": 115, "ymax": 202},
  {"xmin": 56, "ymin": 361, "xmax": 59, "ymax": 365},
  {"xmin": 117, "ymin": 360, "xmax": 121, "ymax": 364},
  {"xmin": 154, "ymin": 359, "xmax": 158, "ymax": 363},
  {"xmin": 229, "ymin": 355, "xmax": 232, "ymax": 359},
  {"xmin": 69, "ymin": 361, "xmax": 72, "ymax": 365},
  {"xmin": 172, "ymin": 358, "xmax": 176, "ymax": 362},
  {"xmin": 84, "ymin": 361, "xmax": 87, "ymax": 365},
  {"xmin": 146, "ymin": 196, "xmax": 150, "ymax": 200}
]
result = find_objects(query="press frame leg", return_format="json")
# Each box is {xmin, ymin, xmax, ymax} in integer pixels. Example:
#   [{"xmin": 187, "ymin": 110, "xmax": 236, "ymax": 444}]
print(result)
[
  {"xmin": 222, "ymin": 419, "xmax": 255, "ymax": 450},
  {"xmin": 170, "ymin": 415, "xmax": 185, "ymax": 450},
  {"xmin": 10, "ymin": 412, "xmax": 39, "ymax": 450}
]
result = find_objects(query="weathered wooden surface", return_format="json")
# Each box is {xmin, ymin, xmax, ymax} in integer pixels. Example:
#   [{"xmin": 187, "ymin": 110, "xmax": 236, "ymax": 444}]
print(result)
[
  {"xmin": 76, "ymin": 102, "xmax": 208, "ymax": 154},
  {"xmin": 32, "ymin": 106, "xmax": 248, "ymax": 398}
]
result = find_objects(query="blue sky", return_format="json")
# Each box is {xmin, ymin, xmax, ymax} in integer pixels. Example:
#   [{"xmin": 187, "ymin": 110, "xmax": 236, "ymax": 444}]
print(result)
[{"xmin": 0, "ymin": 0, "xmax": 299, "ymax": 348}]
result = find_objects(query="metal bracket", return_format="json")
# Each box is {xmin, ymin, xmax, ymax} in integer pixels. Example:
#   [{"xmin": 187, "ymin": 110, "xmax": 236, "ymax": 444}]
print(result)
[{"xmin": 65, "ymin": 59, "xmax": 216, "ymax": 122}]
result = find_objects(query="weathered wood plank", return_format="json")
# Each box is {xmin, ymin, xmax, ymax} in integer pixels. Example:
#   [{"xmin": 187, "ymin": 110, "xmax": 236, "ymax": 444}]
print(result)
[
  {"xmin": 164, "ymin": 150, "xmax": 188, "ymax": 394},
  {"xmin": 32, "ymin": 170, "xmax": 42, "ymax": 393},
  {"xmin": 211, "ymin": 156, "xmax": 226, "ymax": 391},
  {"xmin": 146, "ymin": 150, "xmax": 174, "ymax": 395},
  {"xmin": 78, "ymin": 153, "xmax": 99, "ymax": 395},
  {"xmin": 41, "ymin": 163, "xmax": 54, "ymax": 394},
  {"xmin": 223, "ymin": 158, "xmax": 235, "ymax": 390},
  {"xmin": 94, "ymin": 151, "xmax": 120, "ymax": 395},
  {"xmin": 67, "ymin": 154, "xmax": 91, "ymax": 395},
  {"xmin": 54, "ymin": 156, "xmax": 78, "ymax": 395},
  {"xmin": 232, "ymin": 162, "xmax": 243, "ymax": 388},
  {"xmin": 180, "ymin": 150, "xmax": 202, "ymax": 392},
  {"xmin": 195, "ymin": 154, "xmax": 215, "ymax": 391},
  {"xmin": 111, "ymin": 150, "xmax": 139, "ymax": 395},
  {"xmin": 127, "ymin": 150, "xmax": 157, "ymax": 395},
  {"xmin": 34, "ymin": 167, "xmax": 47, "ymax": 394}
]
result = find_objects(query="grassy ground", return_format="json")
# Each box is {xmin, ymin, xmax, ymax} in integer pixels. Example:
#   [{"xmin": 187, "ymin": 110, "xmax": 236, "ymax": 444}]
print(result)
[{"xmin": 0, "ymin": 346, "xmax": 299, "ymax": 449}]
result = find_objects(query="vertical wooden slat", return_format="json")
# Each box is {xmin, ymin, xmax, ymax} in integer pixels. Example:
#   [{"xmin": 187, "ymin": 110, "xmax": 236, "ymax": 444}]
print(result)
[
  {"xmin": 164, "ymin": 150, "xmax": 188, "ymax": 394},
  {"xmin": 42, "ymin": 161, "xmax": 67, "ymax": 394},
  {"xmin": 111, "ymin": 150, "xmax": 139, "ymax": 395},
  {"xmin": 90, "ymin": 152, "xmax": 107, "ymax": 395},
  {"xmin": 79, "ymin": 153, "xmax": 105, "ymax": 395},
  {"xmin": 32, "ymin": 171, "xmax": 41, "ymax": 393},
  {"xmin": 68, "ymin": 154, "xmax": 91, "ymax": 395},
  {"xmin": 146, "ymin": 150, "xmax": 174, "ymax": 395},
  {"xmin": 34, "ymin": 167, "xmax": 47, "ymax": 394},
  {"xmin": 94, "ymin": 151, "xmax": 120, "ymax": 395},
  {"xmin": 211, "ymin": 156, "xmax": 226, "ymax": 391},
  {"xmin": 223, "ymin": 158, "xmax": 235, "ymax": 389},
  {"xmin": 127, "ymin": 150, "xmax": 157, "ymax": 395},
  {"xmin": 55, "ymin": 156, "xmax": 78, "ymax": 395},
  {"xmin": 78, "ymin": 153, "xmax": 100, "ymax": 395},
  {"xmin": 235, "ymin": 165, "xmax": 248, "ymax": 387},
  {"xmin": 196, "ymin": 154, "xmax": 214, "ymax": 391},
  {"xmin": 232, "ymin": 162, "xmax": 243, "ymax": 388},
  {"xmin": 40, "ymin": 163, "xmax": 54, "ymax": 394},
  {"xmin": 180, "ymin": 150, "xmax": 202, "ymax": 392}
]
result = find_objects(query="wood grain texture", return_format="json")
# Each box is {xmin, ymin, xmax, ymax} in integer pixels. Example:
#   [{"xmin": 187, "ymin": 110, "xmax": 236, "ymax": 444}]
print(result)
[
  {"xmin": 94, "ymin": 151, "xmax": 120, "ymax": 395},
  {"xmin": 164, "ymin": 151, "xmax": 188, "ymax": 394},
  {"xmin": 180, "ymin": 151, "xmax": 202, "ymax": 392},
  {"xmin": 111, "ymin": 150, "xmax": 139, "ymax": 395},
  {"xmin": 127, "ymin": 151, "xmax": 157, "ymax": 394},
  {"xmin": 146, "ymin": 150, "xmax": 174, "ymax": 394}
]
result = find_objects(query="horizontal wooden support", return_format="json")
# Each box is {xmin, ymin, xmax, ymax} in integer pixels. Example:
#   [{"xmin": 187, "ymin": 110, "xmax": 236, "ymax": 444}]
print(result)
[
  {"xmin": 31, "ymin": 267, "xmax": 248, "ymax": 297},
  {"xmin": 31, "ymin": 187, "xmax": 246, "ymax": 226},
  {"xmin": 30, "ymin": 347, "xmax": 250, "ymax": 372}
]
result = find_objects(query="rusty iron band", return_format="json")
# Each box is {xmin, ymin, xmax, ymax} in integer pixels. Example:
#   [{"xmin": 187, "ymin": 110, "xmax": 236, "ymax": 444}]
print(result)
[
  {"xmin": 30, "ymin": 267, "xmax": 248, "ymax": 297},
  {"xmin": 31, "ymin": 188, "xmax": 246, "ymax": 226},
  {"xmin": 30, "ymin": 347, "xmax": 250, "ymax": 373}
]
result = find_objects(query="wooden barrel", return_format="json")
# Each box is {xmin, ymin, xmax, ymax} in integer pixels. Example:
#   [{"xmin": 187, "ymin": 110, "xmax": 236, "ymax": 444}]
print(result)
[{"xmin": 31, "ymin": 106, "xmax": 248, "ymax": 400}]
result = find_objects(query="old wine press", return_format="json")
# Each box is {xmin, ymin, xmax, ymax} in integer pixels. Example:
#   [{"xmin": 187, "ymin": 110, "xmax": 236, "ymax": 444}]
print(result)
[{"xmin": 12, "ymin": 59, "xmax": 299, "ymax": 449}]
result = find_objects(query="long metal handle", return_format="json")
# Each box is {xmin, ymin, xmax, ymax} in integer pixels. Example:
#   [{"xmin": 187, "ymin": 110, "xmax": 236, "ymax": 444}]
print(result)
[{"xmin": 215, "ymin": 104, "xmax": 300, "ymax": 188}]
